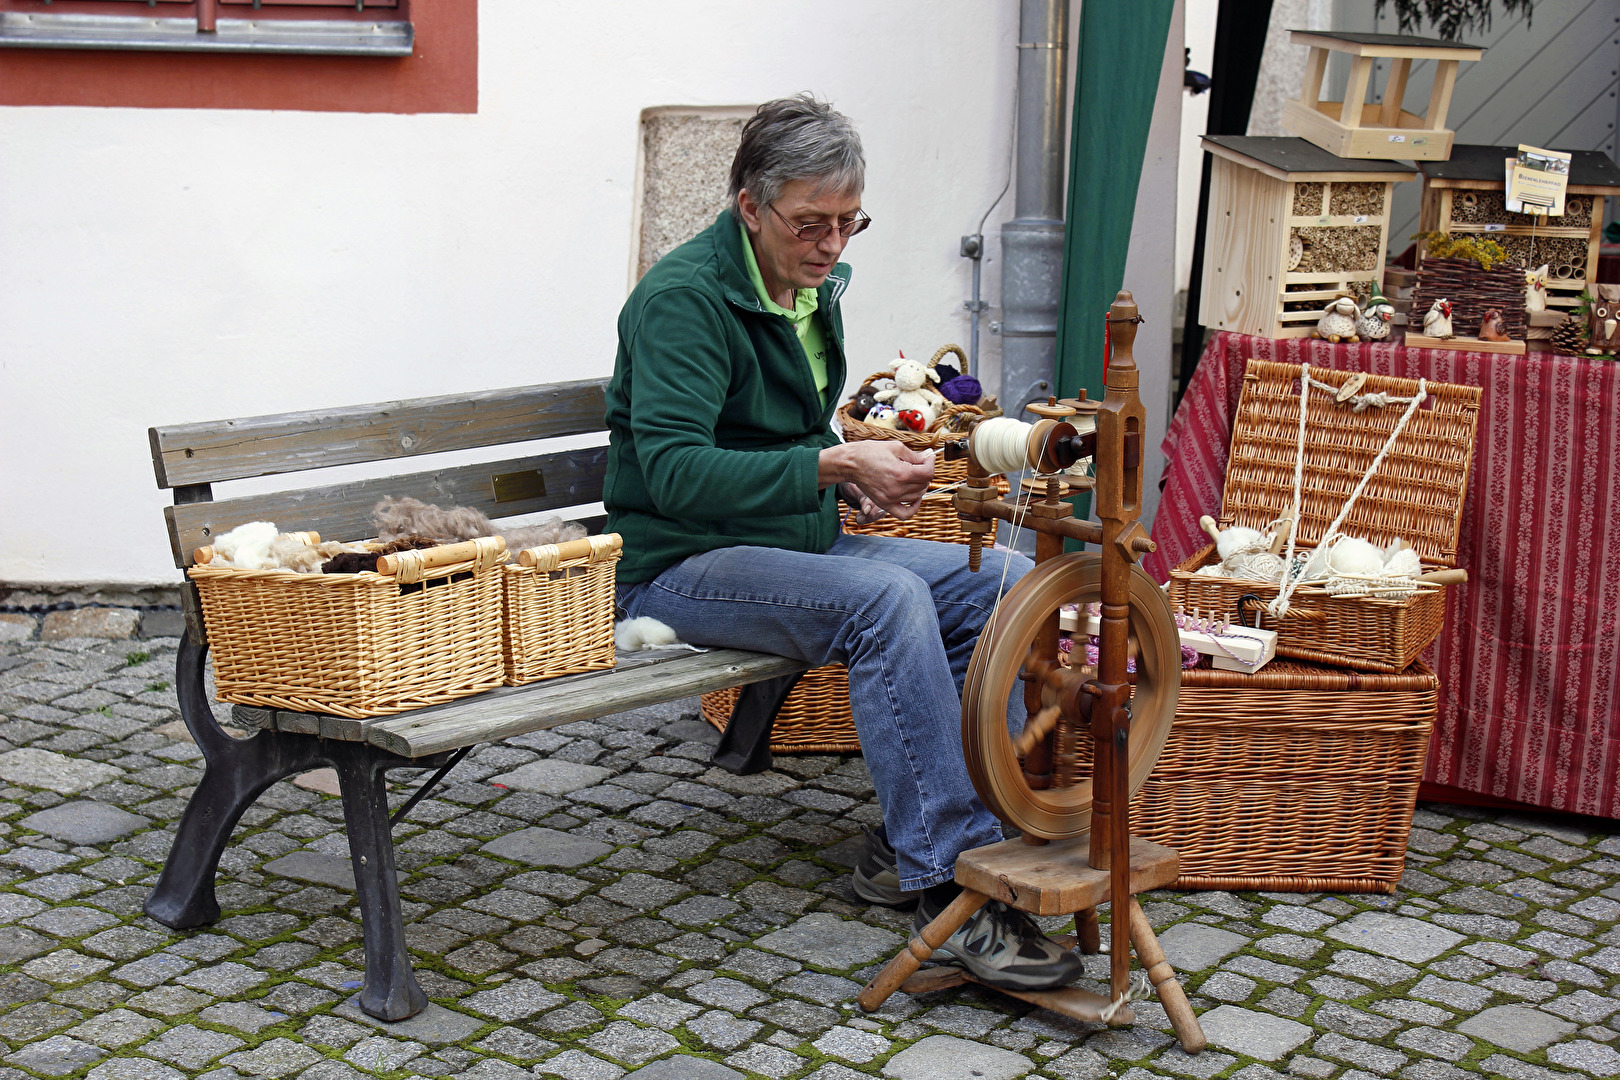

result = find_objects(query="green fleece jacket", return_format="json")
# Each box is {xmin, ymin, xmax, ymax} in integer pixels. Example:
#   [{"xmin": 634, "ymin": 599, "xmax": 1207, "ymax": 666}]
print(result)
[{"xmin": 604, "ymin": 211, "xmax": 851, "ymax": 583}]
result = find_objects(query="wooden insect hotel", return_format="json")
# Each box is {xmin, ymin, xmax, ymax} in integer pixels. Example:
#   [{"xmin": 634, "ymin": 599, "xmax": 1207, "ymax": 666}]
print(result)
[
  {"xmin": 1199, "ymin": 136, "xmax": 1416, "ymax": 340},
  {"xmin": 1418, "ymin": 145, "xmax": 1620, "ymax": 314},
  {"xmin": 1282, "ymin": 31, "xmax": 1482, "ymax": 161}
]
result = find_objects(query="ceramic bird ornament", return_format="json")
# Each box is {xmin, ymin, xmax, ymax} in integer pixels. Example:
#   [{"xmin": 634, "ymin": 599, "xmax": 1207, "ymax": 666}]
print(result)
[
  {"xmin": 1312, "ymin": 296, "xmax": 1361, "ymax": 343},
  {"xmin": 1479, "ymin": 309, "xmax": 1511, "ymax": 342},
  {"xmin": 1423, "ymin": 298, "xmax": 1454, "ymax": 340},
  {"xmin": 1525, "ymin": 264, "xmax": 1549, "ymax": 315},
  {"xmin": 1587, "ymin": 284, "xmax": 1620, "ymax": 356},
  {"xmin": 1356, "ymin": 287, "xmax": 1395, "ymax": 341}
]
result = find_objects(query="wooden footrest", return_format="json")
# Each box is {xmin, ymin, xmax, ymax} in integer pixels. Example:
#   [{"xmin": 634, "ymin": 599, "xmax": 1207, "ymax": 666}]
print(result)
[
  {"xmin": 954, "ymin": 834, "xmax": 1180, "ymax": 915},
  {"xmin": 900, "ymin": 965, "xmax": 1133, "ymax": 1026}
]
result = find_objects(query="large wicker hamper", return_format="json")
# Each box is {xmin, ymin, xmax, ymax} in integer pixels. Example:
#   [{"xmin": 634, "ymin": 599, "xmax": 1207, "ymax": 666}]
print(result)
[
  {"xmin": 1168, "ymin": 359, "xmax": 1481, "ymax": 672},
  {"xmin": 1138, "ymin": 658, "xmax": 1437, "ymax": 893}
]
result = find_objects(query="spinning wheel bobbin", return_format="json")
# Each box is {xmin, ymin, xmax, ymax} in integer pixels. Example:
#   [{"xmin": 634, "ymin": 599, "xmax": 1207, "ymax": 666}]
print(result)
[{"xmin": 858, "ymin": 291, "xmax": 1206, "ymax": 1055}]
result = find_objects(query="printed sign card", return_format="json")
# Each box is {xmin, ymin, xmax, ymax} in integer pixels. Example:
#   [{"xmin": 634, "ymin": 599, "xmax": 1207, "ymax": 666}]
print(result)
[{"xmin": 1505, "ymin": 145, "xmax": 1572, "ymax": 215}]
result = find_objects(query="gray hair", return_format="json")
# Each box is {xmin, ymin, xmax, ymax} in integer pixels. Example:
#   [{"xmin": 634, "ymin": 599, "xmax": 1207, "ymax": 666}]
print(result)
[{"xmin": 728, "ymin": 93, "xmax": 865, "ymax": 219}]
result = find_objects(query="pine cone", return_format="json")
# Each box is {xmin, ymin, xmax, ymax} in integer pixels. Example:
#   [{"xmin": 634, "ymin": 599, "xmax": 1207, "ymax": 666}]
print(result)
[{"xmin": 1550, "ymin": 314, "xmax": 1588, "ymax": 357}]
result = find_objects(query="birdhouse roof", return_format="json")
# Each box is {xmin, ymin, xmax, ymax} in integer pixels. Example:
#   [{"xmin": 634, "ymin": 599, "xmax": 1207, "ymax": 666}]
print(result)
[
  {"xmin": 1287, "ymin": 30, "xmax": 1483, "ymax": 61},
  {"xmin": 1202, "ymin": 136, "xmax": 1418, "ymax": 182},
  {"xmin": 1420, "ymin": 145, "xmax": 1620, "ymax": 191}
]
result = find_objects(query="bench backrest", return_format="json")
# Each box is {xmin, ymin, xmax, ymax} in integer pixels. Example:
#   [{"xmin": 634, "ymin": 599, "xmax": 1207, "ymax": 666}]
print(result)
[{"xmin": 149, "ymin": 379, "xmax": 611, "ymax": 570}]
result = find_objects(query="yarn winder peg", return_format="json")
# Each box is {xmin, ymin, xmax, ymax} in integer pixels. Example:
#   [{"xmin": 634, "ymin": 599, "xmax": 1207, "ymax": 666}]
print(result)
[{"xmin": 860, "ymin": 292, "xmax": 1206, "ymax": 1055}]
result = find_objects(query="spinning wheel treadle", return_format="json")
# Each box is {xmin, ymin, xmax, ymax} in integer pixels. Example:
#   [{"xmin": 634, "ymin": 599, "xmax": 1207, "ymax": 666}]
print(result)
[{"xmin": 962, "ymin": 552, "xmax": 1179, "ymax": 840}]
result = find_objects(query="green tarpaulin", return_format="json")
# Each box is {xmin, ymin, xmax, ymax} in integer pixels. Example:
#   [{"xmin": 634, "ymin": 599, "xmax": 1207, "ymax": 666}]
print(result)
[{"xmin": 1055, "ymin": 1, "xmax": 1176, "ymax": 402}]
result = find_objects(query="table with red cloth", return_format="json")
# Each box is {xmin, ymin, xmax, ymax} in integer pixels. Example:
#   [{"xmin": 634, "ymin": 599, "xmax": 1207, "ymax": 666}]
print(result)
[{"xmin": 1149, "ymin": 331, "xmax": 1619, "ymax": 820}]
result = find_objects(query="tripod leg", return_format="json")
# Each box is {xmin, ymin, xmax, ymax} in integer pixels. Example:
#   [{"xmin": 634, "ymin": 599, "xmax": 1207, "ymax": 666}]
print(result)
[
  {"xmin": 1076, "ymin": 907, "xmax": 1101, "ymax": 954},
  {"xmin": 1128, "ymin": 897, "xmax": 1205, "ymax": 1053},
  {"xmin": 858, "ymin": 889, "xmax": 987, "ymax": 1012}
]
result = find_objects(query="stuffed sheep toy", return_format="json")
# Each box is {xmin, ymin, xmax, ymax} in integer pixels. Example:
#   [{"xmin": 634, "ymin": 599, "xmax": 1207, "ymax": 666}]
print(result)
[
  {"xmin": 874, "ymin": 354, "xmax": 948, "ymax": 429},
  {"xmin": 1312, "ymin": 296, "xmax": 1361, "ymax": 343}
]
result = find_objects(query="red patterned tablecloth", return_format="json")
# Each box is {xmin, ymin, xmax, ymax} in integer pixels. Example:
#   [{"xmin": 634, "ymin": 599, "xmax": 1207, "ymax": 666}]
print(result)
[{"xmin": 1149, "ymin": 331, "xmax": 1619, "ymax": 819}]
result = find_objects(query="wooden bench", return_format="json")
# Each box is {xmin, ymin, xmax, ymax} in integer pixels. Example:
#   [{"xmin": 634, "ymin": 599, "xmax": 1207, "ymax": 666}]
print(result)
[{"xmin": 143, "ymin": 379, "xmax": 808, "ymax": 1022}]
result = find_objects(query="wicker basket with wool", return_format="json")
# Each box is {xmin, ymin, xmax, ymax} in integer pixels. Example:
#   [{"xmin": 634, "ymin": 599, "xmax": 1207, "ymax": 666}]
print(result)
[
  {"xmin": 700, "ymin": 665, "xmax": 859, "ymax": 754},
  {"xmin": 189, "ymin": 536, "xmax": 507, "ymax": 720},
  {"xmin": 502, "ymin": 534, "xmax": 621, "ymax": 687},
  {"xmin": 838, "ymin": 345, "xmax": 1006, "ymax": 544},
  {"xmin": 1168, "ymin": 359, "xmax": 1481, "ymax": 672}
]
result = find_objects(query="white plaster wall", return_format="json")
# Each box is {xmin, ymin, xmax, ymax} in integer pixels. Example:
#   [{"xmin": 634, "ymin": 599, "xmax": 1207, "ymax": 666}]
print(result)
[{"xmin": 0, "ymin": 0, "xmax": 1182, "ymax": 585}]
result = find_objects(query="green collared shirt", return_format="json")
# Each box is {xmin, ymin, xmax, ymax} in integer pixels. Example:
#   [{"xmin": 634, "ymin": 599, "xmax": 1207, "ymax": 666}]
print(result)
[{"xmin": 739, "ymin": 220, "xmax": 830, "ymax": 402}]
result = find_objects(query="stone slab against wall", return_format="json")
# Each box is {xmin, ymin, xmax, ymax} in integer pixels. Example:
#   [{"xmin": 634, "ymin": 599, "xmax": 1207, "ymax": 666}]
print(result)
[{"xmin": 637, "ymin": 107, "xmax": 754, "ymax": 281}]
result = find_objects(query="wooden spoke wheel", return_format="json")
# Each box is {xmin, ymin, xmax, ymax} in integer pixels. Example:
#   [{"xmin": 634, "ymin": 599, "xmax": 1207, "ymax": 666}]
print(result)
[{"xmin": 962, "ymin": 552, "xmax": 1180, "ymax": 841}]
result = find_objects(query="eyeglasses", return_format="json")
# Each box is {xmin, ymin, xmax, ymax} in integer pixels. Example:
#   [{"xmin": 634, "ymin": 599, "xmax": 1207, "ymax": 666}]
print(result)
[{"xmin": 769, "ymin": 204, "xmax": 872, "ymax": 242}]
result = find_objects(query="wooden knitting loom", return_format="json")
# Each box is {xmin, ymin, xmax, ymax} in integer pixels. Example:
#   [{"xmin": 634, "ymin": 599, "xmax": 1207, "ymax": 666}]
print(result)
[{"xmin": 857, "ymin": 291, "xmax": 1206, "ymax": 1054}]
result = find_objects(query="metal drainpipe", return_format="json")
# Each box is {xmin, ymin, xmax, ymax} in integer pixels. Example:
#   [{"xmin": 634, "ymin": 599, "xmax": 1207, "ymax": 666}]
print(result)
[{"xmin": 999, "ymin": 0, "xmax": 1069, "ymax": 418}]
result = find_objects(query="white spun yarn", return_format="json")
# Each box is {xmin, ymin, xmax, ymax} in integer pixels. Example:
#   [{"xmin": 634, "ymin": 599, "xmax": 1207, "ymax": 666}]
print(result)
[{"xmin": 972, "ymin": 417, "xmax": 1037, "ymax": 475}]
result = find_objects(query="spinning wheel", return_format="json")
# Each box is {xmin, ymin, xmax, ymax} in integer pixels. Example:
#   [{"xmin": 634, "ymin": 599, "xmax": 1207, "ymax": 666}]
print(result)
[
  {"xmin": 859, "ymin": 290, "xmax": 1207, "ymax": 1056},
  {"xmin": 962, "ymin": 553, "xmax": 1179, "ymax": 841}
]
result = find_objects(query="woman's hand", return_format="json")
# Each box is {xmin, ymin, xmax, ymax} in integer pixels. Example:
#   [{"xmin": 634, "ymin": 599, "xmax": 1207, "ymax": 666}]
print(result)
[{"xmin": 820, "ymin": 441, "xmax": 933, "ymax": 519}]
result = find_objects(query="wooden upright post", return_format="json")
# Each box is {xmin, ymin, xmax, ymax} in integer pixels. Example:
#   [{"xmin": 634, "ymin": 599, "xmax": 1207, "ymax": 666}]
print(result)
[{"xmin": 1089, "ymin": 291, "xmax": 1148, "ymax": 1005}]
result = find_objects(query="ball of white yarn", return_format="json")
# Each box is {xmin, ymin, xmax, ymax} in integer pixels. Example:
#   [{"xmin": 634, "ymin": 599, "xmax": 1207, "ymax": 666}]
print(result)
[
  {"xmin": 1329, "ymin": 537, "xmax": 1386, "ymax": 577},
  {"xmin": 1215, "ymin": 526, "xmax": 1265, "ymax": 561},
  {"xmin": 1383, "ymin": 547, "xmax": 1422, "ymax": 578}
]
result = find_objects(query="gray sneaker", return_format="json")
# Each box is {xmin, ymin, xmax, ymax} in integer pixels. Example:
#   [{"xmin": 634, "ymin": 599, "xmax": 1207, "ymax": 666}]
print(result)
[
  {"xmin": 851, "ymin": 826, "xmax": 911, "ymax": 908},
  {"xmin": 916, "ymin": 892, "xmax": 1084, "ymax": 991}
]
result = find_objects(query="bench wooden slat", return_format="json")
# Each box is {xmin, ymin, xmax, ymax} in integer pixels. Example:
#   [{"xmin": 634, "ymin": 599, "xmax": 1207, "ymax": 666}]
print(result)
[
  {"xmin": 164, "ymin": 446, "xmax": 608, "ymax": 567},
  {"xmin": 363, "ymin": 649, "xmax": 809, "ymax": 758},
  {"xmin": 150, "ymin": 379, "xmax": 609, "ymax": 489}
]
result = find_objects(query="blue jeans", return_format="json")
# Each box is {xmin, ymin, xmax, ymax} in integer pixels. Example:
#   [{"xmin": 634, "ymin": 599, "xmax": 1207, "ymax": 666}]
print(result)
[{"xmin": 617, "ymin": 532, "xmax": 1034, "ymax": 890}]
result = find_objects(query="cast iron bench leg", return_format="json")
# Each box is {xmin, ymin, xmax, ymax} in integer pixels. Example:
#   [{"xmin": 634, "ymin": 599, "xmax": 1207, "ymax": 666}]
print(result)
[
  {"xmin": 144, "ymin": 638, "xmax": 451, "ymax": 1022},
  {"xmin": 331, "ymin": 739, "xmax": 431, "ymax": 1021}
]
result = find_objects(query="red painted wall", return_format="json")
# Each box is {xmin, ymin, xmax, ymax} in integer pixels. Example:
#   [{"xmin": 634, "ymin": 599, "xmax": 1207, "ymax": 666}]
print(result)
[{"xmin": 0, "ymin": 0, "xmax": 475, "ymax": 113}]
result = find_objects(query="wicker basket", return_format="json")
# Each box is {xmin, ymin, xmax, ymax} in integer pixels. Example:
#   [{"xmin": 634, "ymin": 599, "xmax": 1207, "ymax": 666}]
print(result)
[
  {"xmin": 189, "ymin": 537, "xmax": 507, "ymax": 720},
  {"xmin": 1054, "ymin": 658, "xmax": 1436, "ymax": 892},
  {"xmin": 1168, "ymin": 359, "xmax": 1481, "ymax": 672},
  {"xmin": 503, "ymin": 534, "xmax": 621, "ymax": 686},
  {"xmin": 1139, "ymin": 659, "xmax": 1438, "ymax": 893},
  {"xmin": 700, "ymin": 665, "xmax": 860, "ymax": 753}
]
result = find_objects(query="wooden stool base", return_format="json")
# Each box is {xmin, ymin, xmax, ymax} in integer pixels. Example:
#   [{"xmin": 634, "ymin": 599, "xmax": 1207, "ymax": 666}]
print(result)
[{"xmin": 856, "ymin": 835, "xmax": 1206, "ymax": 1054}]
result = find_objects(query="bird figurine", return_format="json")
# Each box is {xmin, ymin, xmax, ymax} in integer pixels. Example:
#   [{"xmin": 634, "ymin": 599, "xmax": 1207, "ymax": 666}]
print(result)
[
  {"xmin": 1423, "ymin": 298, "xmax": 1454, "ymax": 340},
  {"xmin": 1312, "ymin": 296, "xmax": 1361, "ymax": 343},
  {"xmin": 895, "ymin": 409, "xmax": 927, "ymax": 432},
  {"xmin": 1524, "ymin": 264, "xmax": 1549, "ymax": 315},
  {"xmin": 1478, "ymin": 309, "xmax": 1511, "ymax": 342},
  {"xmin": 1355, "ymin": 287, "xmax": 1395, "ymax": 341},
  {"xmin": 1587, "ymin": 284, "xmax": 1620, "ymax": 356}
]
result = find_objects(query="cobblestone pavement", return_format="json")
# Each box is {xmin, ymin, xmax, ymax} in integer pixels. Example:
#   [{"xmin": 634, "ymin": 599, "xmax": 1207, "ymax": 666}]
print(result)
[{"xmin": 0, "ymin": 628, "xmax": 1617, "ymax": 1080}]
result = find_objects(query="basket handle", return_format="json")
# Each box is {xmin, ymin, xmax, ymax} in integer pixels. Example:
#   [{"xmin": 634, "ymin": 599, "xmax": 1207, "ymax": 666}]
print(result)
[
  {"xmin": 519, "ymin": 533, "xmax": 623, "ymax": 571},
  {"xmin": 930, "ymin": 344, "xmax": 968, "ymax": 372},
  {"xmin": 379, "ymin": 536, "xmax": 507, "ymax": 583}
]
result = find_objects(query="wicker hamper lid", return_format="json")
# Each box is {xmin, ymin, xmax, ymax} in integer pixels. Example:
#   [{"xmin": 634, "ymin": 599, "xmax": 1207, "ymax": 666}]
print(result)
[{"xmin": 1219, "ymin": 360, "xmax": 1482, "ymax": 567}]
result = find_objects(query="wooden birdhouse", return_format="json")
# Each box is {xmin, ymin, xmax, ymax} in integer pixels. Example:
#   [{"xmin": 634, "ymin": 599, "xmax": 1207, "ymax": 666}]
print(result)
[
  {"xmin": 1200, "ymin": 136, "xmax": 1417, "ymax": 340},
  {"xmin": 1419, "ymin": 146, "xmax": 1620, "ymax": 313},
  {"xmin": 1282, "ymin": 31, "xmax": 1483, "ymax": 161}
]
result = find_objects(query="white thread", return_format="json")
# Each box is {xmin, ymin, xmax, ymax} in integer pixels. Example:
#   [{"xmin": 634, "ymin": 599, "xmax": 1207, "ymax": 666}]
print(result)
[
  {"xmin": 973, "ymin": 417, "xmax": 1037, "ymax": 475},
  {"xmin": 1268, "ymin": 366, "xmax": 1428, "ymax": 619},
  {"xmin": 1100, "ymin": 972, "xmax": 1152, "ymax": 1023}
]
